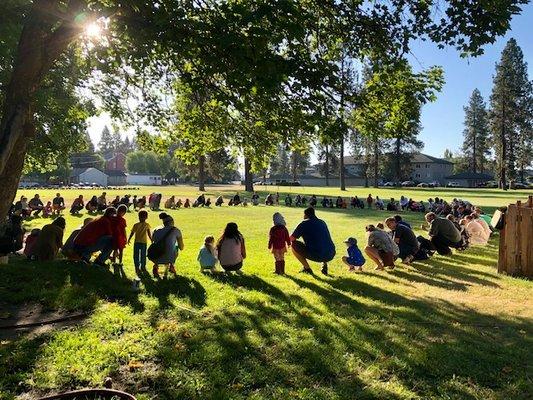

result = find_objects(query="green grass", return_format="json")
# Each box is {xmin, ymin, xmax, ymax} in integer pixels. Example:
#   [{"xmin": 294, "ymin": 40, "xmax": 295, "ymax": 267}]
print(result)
[{"xmin": 1, "ymin": 186, "xmax": 532, "ymax": 399}]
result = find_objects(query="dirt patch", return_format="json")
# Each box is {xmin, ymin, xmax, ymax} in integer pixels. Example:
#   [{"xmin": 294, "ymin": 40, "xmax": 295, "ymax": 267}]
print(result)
[{"xmin": 0, "ymin": 302, "xmax": 88, "ymax": 340}]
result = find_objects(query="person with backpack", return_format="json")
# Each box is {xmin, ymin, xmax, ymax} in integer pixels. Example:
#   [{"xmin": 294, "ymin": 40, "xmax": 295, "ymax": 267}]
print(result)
[{"xmin": 149, "ymin": 213, "xmax": 184, "ymax": 278}]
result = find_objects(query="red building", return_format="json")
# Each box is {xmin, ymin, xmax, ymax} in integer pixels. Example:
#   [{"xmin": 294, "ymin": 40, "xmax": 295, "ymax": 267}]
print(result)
[{"xmin": 104, "ymin": 152, "xmax": 126, "ymax": 172}]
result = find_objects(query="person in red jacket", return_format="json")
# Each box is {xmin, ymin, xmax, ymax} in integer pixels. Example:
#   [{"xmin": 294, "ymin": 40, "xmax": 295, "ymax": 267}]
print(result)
[
  {"xmin": 268, "ymin": 212, "xmax": 291, "ymax": 275},
  {"xmin": 111, "ymin": 204, "xmax": 128, "ymax": 267},
  {"xmin": 73, "ymin": 207, "xmax": 116, "ymax": 266}
]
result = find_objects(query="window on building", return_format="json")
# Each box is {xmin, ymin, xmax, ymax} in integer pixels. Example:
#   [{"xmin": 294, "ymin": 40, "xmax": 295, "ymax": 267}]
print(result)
[{"xmin": 416, "ymin": 164, "xmax": 421, "ymax": 168}]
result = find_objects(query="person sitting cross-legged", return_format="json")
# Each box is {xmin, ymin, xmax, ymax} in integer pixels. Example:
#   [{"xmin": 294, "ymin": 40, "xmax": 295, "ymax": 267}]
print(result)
[{"xmin": 290, "ymin": 207, "xmax": 336, "ymax": 275}]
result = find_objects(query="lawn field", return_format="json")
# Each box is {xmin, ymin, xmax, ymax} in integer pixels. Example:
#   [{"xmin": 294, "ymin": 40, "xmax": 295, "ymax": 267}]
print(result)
[{"xmin": 1, "ymin": 185, "xmax": 532, "ymax": 399}]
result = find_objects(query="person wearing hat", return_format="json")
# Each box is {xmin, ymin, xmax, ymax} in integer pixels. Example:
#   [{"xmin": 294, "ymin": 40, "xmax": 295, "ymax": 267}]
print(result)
[
  {"xmin": 268, "ymin": 212, "xmax": 291, "ymax": 274},
  {"xmin": 341, "ymin": 237, "xmax": 365, "ymax": 272}
]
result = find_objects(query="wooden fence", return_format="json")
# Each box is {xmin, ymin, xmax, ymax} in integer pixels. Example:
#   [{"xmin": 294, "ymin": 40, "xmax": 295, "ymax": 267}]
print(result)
[{"xmin": 498, "ymin": 196, "xmax": 533, "ymax": 278}]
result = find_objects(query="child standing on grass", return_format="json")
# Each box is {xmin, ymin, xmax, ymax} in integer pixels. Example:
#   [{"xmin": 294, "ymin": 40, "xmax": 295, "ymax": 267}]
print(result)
[
  {"xmin": 111, "ymin": 204, "xmax": 128, "ymax": 267},
  {"xmin": 128, "ymin": 210, "xmax": 152, "ymax": 272},
  {"xmin": 197, "ymin": 236, "xmax": 218, "ymax": 272},
  {"xmin": 268, "ymin": 212, "xmax": 291, "ymax": 275},
  {"xmin": 342, "ymin": 237, "xmax": 365, "ymax": 272}
]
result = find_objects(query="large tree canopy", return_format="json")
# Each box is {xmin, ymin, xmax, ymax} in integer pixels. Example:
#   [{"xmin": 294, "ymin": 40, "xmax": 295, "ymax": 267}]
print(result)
[{"xmin": 0, "ymin": 0, "xmax": 529, "ymax": 218}]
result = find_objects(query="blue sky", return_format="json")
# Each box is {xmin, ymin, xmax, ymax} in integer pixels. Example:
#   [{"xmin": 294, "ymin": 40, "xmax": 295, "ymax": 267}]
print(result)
[
  {"xmin": 409, "ymin": 3, "xmax": 533, "ymax": 158},
  {"xmin": 88, "ymin": 4, "xmax": 533, "ymax": 159}
]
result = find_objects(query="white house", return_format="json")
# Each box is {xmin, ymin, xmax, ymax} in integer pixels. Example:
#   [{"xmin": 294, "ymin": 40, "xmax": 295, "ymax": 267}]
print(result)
[
  {"xmin": 126, "ymin": 174, "xmax": 163, "ymax": 186},
  {"xmin": 70, "ymin": 168, "xmax": 108, "ymax": 187}
]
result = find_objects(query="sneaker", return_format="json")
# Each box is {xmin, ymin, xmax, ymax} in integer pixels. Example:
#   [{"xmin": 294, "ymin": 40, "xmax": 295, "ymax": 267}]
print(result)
[
  {"xmin": 403, "ymin": 255, "xmax": 414, "ymax": 265},
  {"xmin": 321, "ymin": 263, "xmax": 328, "ymax": 276}
]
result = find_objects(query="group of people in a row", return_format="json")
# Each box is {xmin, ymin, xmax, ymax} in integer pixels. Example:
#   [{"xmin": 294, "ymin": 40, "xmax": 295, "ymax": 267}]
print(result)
[{"xmin": 9, "ymin": 191, "xmax": 441, "ymax": 221}]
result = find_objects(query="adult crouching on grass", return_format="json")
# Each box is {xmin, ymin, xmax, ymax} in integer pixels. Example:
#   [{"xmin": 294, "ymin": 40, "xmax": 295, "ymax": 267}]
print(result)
[
  {"xmin": 290, "ymin": 207, "xmax": 335, "ymax": 275},
  {"xmin": 364, "ymin": 224, "xmax": 395, "ymax": 270},
  {"xmin": 418, "ymin": 212, "xmax": 462, "ymax": 256},
  {"xmin": 34, "ymin": 217, "xmax": 65, "ymax": 262},
  {"xmin": 385, "ymin": 217, "xmax": 419, "ymax": 265},
  {"xmin": 73, "ymin": 207, "xmax": 116, "ymax": 266}
]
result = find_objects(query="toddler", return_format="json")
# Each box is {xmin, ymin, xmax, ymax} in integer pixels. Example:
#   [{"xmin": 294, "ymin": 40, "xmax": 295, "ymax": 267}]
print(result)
[
  {"xmin": 342, "ymin": 237, "xmax": 365, "ymax": 272},
  {"xmin": 197, "ymin": 236, "xmax": 218, "ymax": 272},
  {"xmin": 268, "ymin": 212, "xmax": 290, "ymax": 274}
]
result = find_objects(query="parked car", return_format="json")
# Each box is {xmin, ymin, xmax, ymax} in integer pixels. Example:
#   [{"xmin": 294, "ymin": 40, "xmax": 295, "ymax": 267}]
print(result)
[
  {"xmin": 417, "ymin": 182, "xmax": 429, "ymax": 188},
  {"xmin": 447, "ymin": 181, "xmax": 460, "ymax": 188},
  {"xmin": 513, "ymin": 182, "xmax": 530, "ymax": 189},
  {"xmin": 383, "ymin": 181, "xmax": 396, "ymax": 187},
  {"xmin": 429, "ymin": 181, "xmax": 440, "ymax": 187},
  {"xmin": 401, "ymin": 180, "xmax": 415, "ymax": 187}
]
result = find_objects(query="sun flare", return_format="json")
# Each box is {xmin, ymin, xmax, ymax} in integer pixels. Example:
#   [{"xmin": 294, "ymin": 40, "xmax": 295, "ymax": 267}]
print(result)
[{"xmin": 85, "ymin": 22, "xmax": 102, "ymax": 39}]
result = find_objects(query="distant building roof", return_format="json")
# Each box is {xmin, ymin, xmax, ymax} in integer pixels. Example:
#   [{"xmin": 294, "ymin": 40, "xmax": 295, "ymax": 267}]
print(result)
[
  {"xmin": 70, "ymin": 167, "xmax": 105, "ymax": 178},
  {"xmin": 105, "ymin": 169, "xmax": 127, "ymax": 177},
  {"xmin": 411, "ymin": 153, "xmax": 454, "ymax": 165},
  {"xmin": 344, "ymin": 153, "xmax": 453, "ymax": 166},
  {"xmin": 445, "ymin": 172, "xmax": 494, "ymax": 180},
  {"xmin": 103, "ymin": 151, "xmax": 126, "ymax": 161}
]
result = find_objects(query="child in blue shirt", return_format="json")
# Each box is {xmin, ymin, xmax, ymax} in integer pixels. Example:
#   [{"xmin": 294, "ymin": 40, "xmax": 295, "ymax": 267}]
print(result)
[
  {"xmin": 342, "ymin": 237, "xmax": 365, "ymax": 272},
  {"xmin": 197, "ymin": 236, "xmax": 218, "ymax": 272}
]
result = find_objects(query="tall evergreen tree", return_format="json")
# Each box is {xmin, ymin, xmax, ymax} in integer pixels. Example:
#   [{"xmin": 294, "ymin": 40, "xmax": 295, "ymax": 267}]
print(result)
[
  {"xmin": 98, "ymin": 126, "xmax": 114, "ymax": 154},
  {"xmin": 462, "ymin": 89, "xmax": 491, "ymax": 173},
  {"xmin": 383, "ymin": 130, "xmax": 424, "ymax": 183},
  {"xmin": 269, "ymin": 145, "xmax": 291, "ymax": 176},
  {"xmin": 290, "ymin": 150, "xmax": 310, "ymax": 182},
  {"xmin": 490, "ymin": 38, "xmax": 531, "ymax": 188}
]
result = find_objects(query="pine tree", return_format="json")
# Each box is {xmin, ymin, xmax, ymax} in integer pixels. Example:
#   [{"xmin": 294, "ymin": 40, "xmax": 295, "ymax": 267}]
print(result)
[
  {"xmin": 98, "ymin": 125, "xmax": 115, "ymax": 154},
  {"xmin": 269, "ymin": 145, "xmax": 290, "ymax": 177},
  {"xmin": 383, "ymin": 129, "xmax": 424, "ymax": 183},
  {"xmin": 290, "ymin": 150, "xmax": 310, "ymax": 182},
  {"xmin": 490, "ymin": 38, "xmax": 531, "ymax": 188},
  {"xmin": 462, "ymin": 89, "xmax": 490, "ymax": 173}
]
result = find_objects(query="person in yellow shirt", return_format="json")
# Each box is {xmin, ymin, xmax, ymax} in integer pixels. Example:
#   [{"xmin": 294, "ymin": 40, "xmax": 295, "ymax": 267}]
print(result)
[{"xmin": 128, "ymin": 210, "xmax": 152, "ymax": 272}]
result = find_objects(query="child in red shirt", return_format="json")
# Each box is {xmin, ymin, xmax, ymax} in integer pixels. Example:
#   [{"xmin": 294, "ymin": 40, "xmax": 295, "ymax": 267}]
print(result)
[
  {"xmin": 268, "ymin": 212, "xmax": 291, "ymax": 275},
  {"xmin": 111, "ymin": 204, "xmax": 128, "ymax": 266}
]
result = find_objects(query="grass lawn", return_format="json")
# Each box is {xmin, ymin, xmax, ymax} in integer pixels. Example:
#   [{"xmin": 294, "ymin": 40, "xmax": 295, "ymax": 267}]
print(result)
[{"xmin": 1, "ymin": 185, "xmax": 532, "ymax": 399}]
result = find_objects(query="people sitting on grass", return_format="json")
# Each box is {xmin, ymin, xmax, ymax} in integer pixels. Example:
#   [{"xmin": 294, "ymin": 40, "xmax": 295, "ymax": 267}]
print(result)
[
  {"xmin": 128, "ymin": 210, "xmax": 152, "ymax": 273},
  {"xmin": 86, "ymin": 195, "xmax": 98, "ymax": 214},
  {"xmin": 34, "ymin": 217, "xmax": 65, "ymax": 262},
  {"xmin": 366, "ymin": 194, "xmax": 373, "ymax": 209},
  {"xmin": 23, "ymin": 228, "xmax": 40, "ymax": 260},
  {"xmin": 194, "ymin": 194, "xmax": 206, "ymax": 207},
  {"xmin": 28, "ymin": 194, "xmax": 44, "ymax": 217},
  {"xmin": 198, "ymin": 235, "xmax": 218, "ymax": 272},
  {"xmin": 73, "ymin": 207, "xmax": 116, "ymax": 266},
  {"xmin": 341, "ymin": 237, "xmax": 365, "ymax": 272},
  {"xmin": 385, "ymin": 217, "xmax": 419, "ymax": 265},
  {"xmin": 215, "ymin": 196, "xmax": 224, "ymax": 207},
  {"xmin": 295, "ymin": 194, "xmax": 302, "ymax": 207},
  {"xmin": 418, "ymin": 212, "xmax": 463, "ymax": 256},
  {"xmin": 336, "ymin": 196, "xmax": 343, "ymax": 208},
  {"xmin": 387, "ymin": 198, "xmax": 399, "ymax": 211},
  {"xmin": 43, "ymin": 201, "xmax": 53, "ymax": 217},
  {"xmin": 290, "ymin": 207, "xmax": 335, "ymax": 275},
  {"xmin": 111, "ymin": 195, "xmax": 121, "ymax": 208},
  {"xmin": 309, "ymin": 195, "xmax": 317, "ymax": 207},
  {"xmin": 165, "ymin": 195, "xmax": 176, "ymax": 209},
  {"xmin": 176, "ymin": 198, "xmax": 183, "ymax": 208},
  {"xmin": 70, "ymin": 195, "xmax": 84, "ymax": 215},
  {"xmin": 52, "ymin": 193, "xmax": 66, "ymax": 215},
  {"xmin": 97, "ymin": 192, "xmax": 107, "ymax": 212},
  {"xmin": 184, "ymin": 199, "xmax": 191, "ymax": 208},
  {"xmin": 0, "ymin": 215, "xmax": 25, "ymax": 259},
  {"xmin": 14, "ymin": 196, "xmax": 31, "ymax": 217},
  {"xmin": 62, "ymin": 218, "xmax": 93, "ymax": 260},
  {"xmin": 375, "ymin": 196, "xmax": 384, "ymax": 210},
  {"xmin": 285, "ymin": 194, "xmax": 293, "ymax": 207},
  {"xmin": 400, "ymin": 196, "xmax": 408, "ymax": 211},
  {"xmin": 151, "ymin": 213, "xmax": 184, "ymax": 278},
  {"xmin": 217, "ymin": 222, "xmax": 246, "ymax": 272},
  {"xmin": 251, "ymin": 192, "xmax": 260, "ymax": 206},
  {"xmin": 364, "ymin": 224, "xmax": 395, "ymax": 270},
  {"xmin": 137, "ymin": 195, "xmax": 147, "ymax": 209},
  {"xmin": 268, "ymin": 212, "xmax": 291, "ymax": 275},
  {"xmin": 232, "ymin": 193, "xmax": 242, "ymax": 206},
  {"xmin": 265, "ymin": 193, "xmax": 275, "ymax": 206}
]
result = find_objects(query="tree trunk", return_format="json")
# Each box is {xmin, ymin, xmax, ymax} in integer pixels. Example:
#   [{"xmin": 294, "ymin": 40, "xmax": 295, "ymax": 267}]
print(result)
[
  {"xmin": 291, "ymin": 152, "xmax": 297, "ymax": 182},
  {"xmin": 373, "ymin": 139, "xmax": 379, "ymax": 188},
  {"xmin": 0, "ymin": 0, "xmax": 85, "ymax": 221},
  {"xmin": 340, "ymin": 135, "xmax": 346, "ymax": 191},
  {"xmin": 244, "ymin": 157, "xmax": 254, "ymax": 192},
  {"xmin": 198, "ymin": 154, "xmax": 206, "ymax": 191},
  {"xmin": 325, "ymin": 145, "xmax": 330, "ymax": 186},
  {"xmin": 395, "ymin": 138, "xmax": 401, "ymax": 183},
  {"xmin": 500, "ymin": 100, "xmax": 507, "ymax": 190}
]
